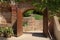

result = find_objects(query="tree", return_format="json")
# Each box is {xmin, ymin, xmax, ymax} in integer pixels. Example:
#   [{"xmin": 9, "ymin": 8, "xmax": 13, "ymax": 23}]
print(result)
[
  {"xmin": 31, "ymin": 0, "xmax": 60, "ymax": 15},
  {"xmin": 1, "ymin": 0, "xmax": 60, "ymax": 15}
]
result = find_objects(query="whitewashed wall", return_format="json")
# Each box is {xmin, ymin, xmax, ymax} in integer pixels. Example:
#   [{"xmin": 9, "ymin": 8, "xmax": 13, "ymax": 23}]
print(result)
[{"xmin": 54, "ymin": 16, "xmax": 60, "ymax": 40}]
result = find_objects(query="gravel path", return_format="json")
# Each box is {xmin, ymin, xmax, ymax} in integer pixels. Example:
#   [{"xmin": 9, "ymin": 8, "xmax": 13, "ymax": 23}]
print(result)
[{"xmin": 0, "ymin": 34, "xmax": 50, "ymax": 40}]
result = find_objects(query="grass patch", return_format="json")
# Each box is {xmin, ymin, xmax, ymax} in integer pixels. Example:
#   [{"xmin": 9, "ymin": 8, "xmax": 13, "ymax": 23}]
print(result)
[
  {"xmin": 23, "ymin": 10, "xmax": 34, "ymax": 17},
  {"xmin": 34, "ymin": 14, "xmax": 43, "ymax": 20}
]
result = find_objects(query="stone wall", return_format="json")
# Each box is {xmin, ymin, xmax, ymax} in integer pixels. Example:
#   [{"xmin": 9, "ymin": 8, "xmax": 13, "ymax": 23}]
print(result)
[
  {"xmin": 11, "ymin": 5, "xmax": 17, "ymax": 27},
  {"xmin": 54, "ymin": 16, "xmax": 60, "ymax": 40},
  {"xmin": 23, "ymin": 17, "xmax": 43, "ymax": 32},
  {"xmin": 0, "ymin": 3, "xmax": 12, "ymax": 27},
  {"xmin": 0, "ymin": 12, "xmax": 12, "ymax": 27},
  {"xmin": 0, "ymin": 4, "xmax": 17, "ymax": 27}
]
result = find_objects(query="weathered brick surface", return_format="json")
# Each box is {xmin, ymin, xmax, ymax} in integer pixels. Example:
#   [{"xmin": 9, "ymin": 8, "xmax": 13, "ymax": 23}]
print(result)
[
  {"xmin": 11, "ymin": 5, "xmax": 17, "ymax": 26},
  {"xmin": 0, "ymin": 3, "xmax": 11, "ymax": 23},
  {"xmin": 0, "ymin": 14, "xmax": 7, "ymax": 24},
  {"xmin": 0, "ymin": 4, "xmax": 17, "ymax": 27},
  {"xmin": 0, "ymin": 12, "xmax": 12, "ymax": 27},
  {"xmin": 23, "ymin": 17, "xmax": 43, "ymax": 32}
]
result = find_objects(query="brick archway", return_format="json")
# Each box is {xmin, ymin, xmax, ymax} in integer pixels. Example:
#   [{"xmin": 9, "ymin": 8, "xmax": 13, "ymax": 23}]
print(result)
[
  {"xmin": 17, "ymin": 6, "xmax": 35, "ymax": 36},
  {"xmin": 17, "ymin": 7, "xmax": 48, "ymax": 37},
  {"xmin": 11, "ymin": 3, "xmax": 48, "ymax": 37}
]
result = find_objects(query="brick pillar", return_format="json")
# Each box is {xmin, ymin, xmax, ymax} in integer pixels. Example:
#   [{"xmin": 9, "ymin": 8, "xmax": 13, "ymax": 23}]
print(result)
[
  {"xmin": 11, "ymin": 5, "xmax": 17, "ymax": 24},
  {"xmin": 11, "ymin": 5, "xmax": 17, "ymax": 36},
  {"xmin": 17, "ymin": 8, "xmax": 23, "ymax": 36},
  {"xmin": 43, "ymin": 7, "xmax": 48, "ymax": 36}
]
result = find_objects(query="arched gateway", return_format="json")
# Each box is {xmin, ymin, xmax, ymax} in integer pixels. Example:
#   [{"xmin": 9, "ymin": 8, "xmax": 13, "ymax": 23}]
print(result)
[{"xmin": 12, "ymin": 3, "xmax": 48, "ymax": 37}]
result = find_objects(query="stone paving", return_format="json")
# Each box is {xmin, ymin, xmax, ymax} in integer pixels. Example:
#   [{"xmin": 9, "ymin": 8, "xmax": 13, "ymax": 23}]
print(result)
[{"xmin": 0, "ymin": 34, "xmax": 50, "ymax": 40}]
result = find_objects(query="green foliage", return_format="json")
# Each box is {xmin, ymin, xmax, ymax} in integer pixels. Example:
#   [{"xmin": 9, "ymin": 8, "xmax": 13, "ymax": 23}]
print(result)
[
  {"xmin": 1, "ymin": 0, "xmax": 60, "ymax": 14},
  {"xmin": 4, "ymin": 27, "xmax": 14, "ymax": 35},
  {"xmin": 3, "ymin": 0, "xmax": 10, "ymax": 1},
  {"xmin": 30, "ymin": 0, "xmax": 60, "ymax": 15},
  {"xmin": 0, "ymin": 27, "xmax": 4, "ymax": 37},
  {"xmin": 23, "ymin": 22, "xmax": 28, "ymax": 27},
  {"xmin": 0, "ymin": 27, "xmax": 14, "ymax": 37},
  {"xmin": 4, "ymin": 27, "xmax": 14, "ymax": 37},
  {"xmin": 23, "ymin": 10, "xmax": 34, "ymax": 17},
  {"xmin": 34, "ymin": 14, "xmax": 43, "ymax": 20},
  {"xmin": 1, "ymin": 0, "xmax": 60, "ymax": 15},
  {"xmin": 15, "ymin": 0, "xmax": 21, "ymax": 2},
  {"xmin": 0, "ymin": 27, "xmax": 4, "ymax": 33}
]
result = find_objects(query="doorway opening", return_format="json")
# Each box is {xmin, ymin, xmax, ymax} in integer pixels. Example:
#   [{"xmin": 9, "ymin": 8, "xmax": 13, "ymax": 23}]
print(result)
[{"xmin": 23, "ymin": 10, "xmax": 43, "ymax": 33}]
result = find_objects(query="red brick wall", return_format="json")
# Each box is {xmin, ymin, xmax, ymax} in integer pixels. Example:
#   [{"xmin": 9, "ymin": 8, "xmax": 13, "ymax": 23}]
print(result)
[
  {"xmin": 0, "ymin": 4, "xmax": 17, "ymax": 27},
  {"xmin": 11, "ymin": 5, "xmax": 17, "ymax": 25}
]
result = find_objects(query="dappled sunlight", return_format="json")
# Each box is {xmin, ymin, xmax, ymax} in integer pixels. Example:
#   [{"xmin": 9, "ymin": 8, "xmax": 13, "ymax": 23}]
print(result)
[{"xmin": 0, "ymin": 14, "xmax": 7, "ymax": 24}]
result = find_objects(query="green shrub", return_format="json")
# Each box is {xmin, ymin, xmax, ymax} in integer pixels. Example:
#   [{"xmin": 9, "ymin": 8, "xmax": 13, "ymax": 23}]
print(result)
[
  {"xmin": 34, "ymin": 14, "xmax": 43, "ymax": 20},
  {"xmin": 23, "ymin": 10, "xmax": 34, "ymax": 17},
  {"xmin": 4, "ymin": 27, "xmax": 14, "ymax": 37},
  {"xmin": 23, "ymin": 22, "xmax": 28, "ymax": 27},
  {"xmin": 0, "ymin": 27, "xmax": 14, "ymax": 37},
  {"xmin": 0, "ymin": 27, "xmax": 4, "ymax": 37}
]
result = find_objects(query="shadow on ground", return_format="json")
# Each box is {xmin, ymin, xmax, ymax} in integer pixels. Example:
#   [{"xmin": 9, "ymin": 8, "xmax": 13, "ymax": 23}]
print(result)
[
  {"xmin": 0, "ymin": 37, "xmax": 7, "ymax": 40},
  {"xmin": 32, "ymin": 33, "xmax": 47, "ymax": 38}
]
